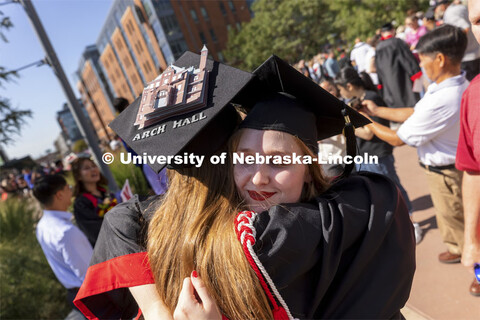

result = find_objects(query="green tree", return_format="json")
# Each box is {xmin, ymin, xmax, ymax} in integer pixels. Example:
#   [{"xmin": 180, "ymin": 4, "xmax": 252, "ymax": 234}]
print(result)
[
  {"xmin": 225, "ymin": 0, "xmax": 431, "ymax": 69},
  {"xmin": 0, "ymin": 10, "xmax": 32, "ymax": 146},
  {"xmin": 224, "ymin": 0, "xmax": 336, "ymax": 70},
  {"xmin": 72, "ymin": 139, "xmax": 88, "ymax": 153},
  {"xmin": 326, "ymin": 0, "xmax": 430, "ymax": 45}
]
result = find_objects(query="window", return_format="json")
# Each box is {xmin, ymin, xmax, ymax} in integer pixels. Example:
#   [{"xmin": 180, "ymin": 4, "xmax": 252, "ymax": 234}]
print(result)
[
  {"xmin": 217, "ymin": 52, "xmax": 224, "ymax": 62},
  {"xmin": 209, "ymin": 29, "xmax": 217, "ymax": 43},
  {"xmin": 236, "ymin": 22, "xmax": 241, "ymax": 30},
  {"xmin": 199, "ymin": 32, "xmax": 207, "ymax": 44},
  {"xmin": 143, "ymin": 1, "xmax": 153, "ymax": 18},
  {"xmin": 227, "ymin": 24, "xmax": 232, "ymax": 32},
  {"xmin": 200, "ymin": 7, "xmax": 209, "ymax": 20},
  {"xmin": 228, "ymin": 1, "xmax": 236, "ymax": 13},
  {"xmin": 219, "ymin": 2, "xmax": 227, "ymax": 16},
  {"xmin": 126, "ymin": 22, "xmax": 134, "ymax": 34},
  {"xmin": 190, "ymin": 9, "xmax": 198, "ymax": 23},
  {"xmin": 161, "ymin": 15, "xmax": 181, "ymax": 35},
  {"xmin": 116, "ymin": 39, "xmax": 123, "ymax": 50}
]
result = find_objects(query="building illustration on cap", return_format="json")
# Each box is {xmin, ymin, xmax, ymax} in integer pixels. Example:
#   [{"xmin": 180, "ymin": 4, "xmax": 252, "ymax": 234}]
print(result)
[{"xmin": 134, "ymin": 46, "xmax": 209, "ymax": 129}]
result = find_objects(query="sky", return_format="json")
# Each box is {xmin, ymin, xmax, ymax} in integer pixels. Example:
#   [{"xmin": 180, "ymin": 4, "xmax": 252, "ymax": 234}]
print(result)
[{"xmin": 1, "ymin": 0, "xmax": 114, "ymax": 160}]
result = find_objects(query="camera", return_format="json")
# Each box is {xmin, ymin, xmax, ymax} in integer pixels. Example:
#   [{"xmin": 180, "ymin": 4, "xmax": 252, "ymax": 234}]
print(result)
[{"xmin": 348, "ymin": 97, "xmax": 362, "ymax": 110}]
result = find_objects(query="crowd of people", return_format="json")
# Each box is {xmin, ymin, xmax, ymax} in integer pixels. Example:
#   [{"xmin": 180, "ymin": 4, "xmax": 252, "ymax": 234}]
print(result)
[
  {"xmin": 3, "ymin": 0, "xmax": 479, "ymax": 319},
  {"xmin": 0, "ymin": 162, "xmax": 64, "ymax": 200},
  {"xmin": 299, "ymin": 0, "xmax": 480, "ymax": 299}
]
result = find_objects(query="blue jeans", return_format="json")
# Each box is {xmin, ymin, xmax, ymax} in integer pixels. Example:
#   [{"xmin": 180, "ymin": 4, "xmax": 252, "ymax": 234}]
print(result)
[{"xmin": 356, "ymin": 154, "xmax": 413, "ymax": 214}]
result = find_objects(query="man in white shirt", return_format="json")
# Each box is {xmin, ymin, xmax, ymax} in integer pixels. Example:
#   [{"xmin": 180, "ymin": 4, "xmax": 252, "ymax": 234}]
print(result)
[
  {"xmin": 33, "ymin": 174, "xmax": 93, "ymax": 318},
  {"xmin": 350, "ymin": 38, "xmax": 372, "ymax": 73},
  {"xmin": 437, "ymin": 0, "xmax": 480, "ymax": 81},
  {"xmin": 362, "ymin": 25, "xmax": 468, "ymax": 264}
]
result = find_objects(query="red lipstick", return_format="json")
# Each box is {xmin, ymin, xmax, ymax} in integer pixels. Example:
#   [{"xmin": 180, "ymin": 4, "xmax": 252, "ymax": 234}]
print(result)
[{"xmin": 248, "ymin": 190, "xmax": 276, "ymax": 201}]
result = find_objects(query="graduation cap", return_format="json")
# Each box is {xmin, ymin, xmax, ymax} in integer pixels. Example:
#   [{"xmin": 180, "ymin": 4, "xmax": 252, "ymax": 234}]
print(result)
[
  {"xmin": 381, "ymin": 22, "xmax": 395, "ymax": 32},
  {"xmin": 110, "ymin": 51, "xmax": 369, "ymax": 178},
  {"xmin": 236, "ymin": 55, "xmax": 371, "ymax": 177},
  {"xmin": 109, "ymin": 49, "xmax": 254, "ymax": 173}
]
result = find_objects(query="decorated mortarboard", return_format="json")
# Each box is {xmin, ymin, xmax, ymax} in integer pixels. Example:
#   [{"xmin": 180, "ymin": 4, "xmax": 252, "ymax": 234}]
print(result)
[
  {"xmin": 109, "ymin": 46, "xmax": 254, "ymax": 173},
  {"xmin": 236, "ymin": 55, "xmax": 371, "ymax": 177}
]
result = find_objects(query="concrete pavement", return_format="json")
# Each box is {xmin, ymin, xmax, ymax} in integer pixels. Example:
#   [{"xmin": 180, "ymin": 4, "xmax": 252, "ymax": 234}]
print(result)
[{"xmin": 392, "ymin": 146, "xmax": 479, "ymax": 319}]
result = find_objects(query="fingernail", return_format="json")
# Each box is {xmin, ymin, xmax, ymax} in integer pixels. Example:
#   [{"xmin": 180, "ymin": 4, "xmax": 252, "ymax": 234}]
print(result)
[{"xmin": 192, "ymin": 270, "xmax": 198, "ymax": 278}]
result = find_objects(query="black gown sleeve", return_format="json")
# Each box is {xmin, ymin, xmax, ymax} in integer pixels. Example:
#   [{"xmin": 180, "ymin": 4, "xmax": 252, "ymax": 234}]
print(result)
[
  {"xmin": 73, "ymin": 195, "xmax": 103, "ymax": 247},
  {"xmin": 74, "ymin": 195, "xmax": 160, "ymax": 320},
  {"xmin": 249, "ymin": 172, "xmax": 415, "ymax": 319}
]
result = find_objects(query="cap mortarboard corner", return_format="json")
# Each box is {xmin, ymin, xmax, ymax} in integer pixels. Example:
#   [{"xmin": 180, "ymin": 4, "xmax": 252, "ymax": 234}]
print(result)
[{"xmin": 109, "ymin": 48, "xmax": 254, "ymax": 173}]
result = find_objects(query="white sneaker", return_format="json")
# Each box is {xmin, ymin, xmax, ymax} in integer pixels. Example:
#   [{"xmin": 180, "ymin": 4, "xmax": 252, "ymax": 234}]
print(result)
[{"xmin": 413, "ymin": 222, "xmax": 423, "ymax": 244}]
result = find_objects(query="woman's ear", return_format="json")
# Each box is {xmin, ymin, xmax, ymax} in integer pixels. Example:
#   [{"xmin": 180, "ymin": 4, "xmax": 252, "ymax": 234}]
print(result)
[{"xmin": 346, "ymin": 83, "xmax": 353, "ymax": 92}]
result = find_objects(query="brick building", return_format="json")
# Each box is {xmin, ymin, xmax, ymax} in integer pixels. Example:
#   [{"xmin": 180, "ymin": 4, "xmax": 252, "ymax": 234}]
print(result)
[{"xmin": 76, "ymin": 0, "xmax": 252, "ymax": 141}]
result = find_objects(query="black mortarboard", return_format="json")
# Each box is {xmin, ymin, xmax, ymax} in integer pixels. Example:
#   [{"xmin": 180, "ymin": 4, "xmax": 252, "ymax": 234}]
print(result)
[
  {"xmin": 236, "ymin": 55, "xmax": 370, "ymax": 177},
  {"xmin": 381, "ymin": 22, "xmax": 394, "ymax": 32},
  {"xmin": 109, "ymin": 50, "xmax": 253, "ymax": 173},
  {"xmin": 237, "ymin": 55, "xmax": 369, "ymax": 148}
]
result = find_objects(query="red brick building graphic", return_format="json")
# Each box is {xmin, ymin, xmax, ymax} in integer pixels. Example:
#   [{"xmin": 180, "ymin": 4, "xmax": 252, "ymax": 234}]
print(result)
[{"xmin": 135, "ymin": 46, "xmax": 209, "ymax": 129}]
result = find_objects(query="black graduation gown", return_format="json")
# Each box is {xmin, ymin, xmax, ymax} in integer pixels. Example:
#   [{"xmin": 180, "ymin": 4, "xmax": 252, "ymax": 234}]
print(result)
[
  {"xmin": 74, "ymin": 172, "xmax": 415, "ymax": 319},
  {"xmin": 74, "ymin": 195, "xmax": 158, "ymax": 319},
  {"xmin": 375, "ymin": 37, "xmax": 421, "ymax": 109},
  {"xmin": 73, "ymin": 188, "xmax": 117, "ymax": 247}
]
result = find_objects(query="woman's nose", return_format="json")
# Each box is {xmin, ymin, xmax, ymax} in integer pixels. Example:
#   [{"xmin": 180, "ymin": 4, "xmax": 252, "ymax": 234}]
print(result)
[{"xmin": 251, "ymin": 165, "xmax": 269, "ymax": 186}]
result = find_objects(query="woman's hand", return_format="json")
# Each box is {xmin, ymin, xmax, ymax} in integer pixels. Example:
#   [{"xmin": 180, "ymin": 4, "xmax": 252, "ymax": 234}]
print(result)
[
  {"xmin": 173, "ymin": 271, "xmax": 222, "ymax": 320},
  {"xmin": 129, "ymin": 284, "xmax": 173, "ymax": 320}
]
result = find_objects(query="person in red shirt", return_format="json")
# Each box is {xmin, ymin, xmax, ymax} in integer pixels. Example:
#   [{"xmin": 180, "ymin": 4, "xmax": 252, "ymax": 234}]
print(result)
[{"xmin": 455, "ymin": 0, "xmax": 480, "ymax": 297}]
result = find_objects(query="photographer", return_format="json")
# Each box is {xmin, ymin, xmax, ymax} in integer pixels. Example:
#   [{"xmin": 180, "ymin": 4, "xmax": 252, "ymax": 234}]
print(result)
[{"xmin": 335, "ymin": 67, "xmax": 422, "ymax": 243}]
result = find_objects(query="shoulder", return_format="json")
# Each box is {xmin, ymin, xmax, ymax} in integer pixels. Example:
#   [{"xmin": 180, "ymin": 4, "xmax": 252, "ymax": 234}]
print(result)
[
  {"xmin": 103, "ymin": 195, "xmax": 159, "ymax": 227},
  {"xmin": 364, "ymin": 90, "xmax": 383, "ymax": 103},
  {"xmin": 464, "ymin": 75, "xmax": 480, "ymax": 100},
  {"xmin": 446, "ymin": 3, "xmax": 467, "ymax": 16},
  {"xmin": 461, "ymin": 76, "xmax": 480, "ymax": 119},
  {"xmin": 90, "ymin": 195, "xmax": 160, "ymax": 264},
  {"xmin": 435, "ymin": 80, "xmax": 468, "ymax": 109},
  {"xmin": 37, "ymin": 215, "xmax": 77, "ymax": 243},
  {"xmin": 74, "ymin": 193, "xmax": 95, "ymax": 207},
  {"xmin": 252, "ymin": 172, "xmax": 401, "ymax": 244}
]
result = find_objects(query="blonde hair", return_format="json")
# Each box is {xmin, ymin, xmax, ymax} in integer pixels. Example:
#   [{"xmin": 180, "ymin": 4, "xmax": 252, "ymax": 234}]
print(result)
[{"xmin": 147, "ymin": 130, "xmax": 330, "ymax": 319}]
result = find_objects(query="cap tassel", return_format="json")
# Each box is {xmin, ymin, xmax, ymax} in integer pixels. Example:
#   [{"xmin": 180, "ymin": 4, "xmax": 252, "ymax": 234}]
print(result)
[{"xmin": 338, "ymin": 108, "xmax": 356, "ymax": 180}]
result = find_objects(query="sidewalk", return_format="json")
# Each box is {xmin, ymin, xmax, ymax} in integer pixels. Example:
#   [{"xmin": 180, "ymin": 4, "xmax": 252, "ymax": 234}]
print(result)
[{"xmin": 393, "ymin": 146, "xmax": 479, "ymax": 320}]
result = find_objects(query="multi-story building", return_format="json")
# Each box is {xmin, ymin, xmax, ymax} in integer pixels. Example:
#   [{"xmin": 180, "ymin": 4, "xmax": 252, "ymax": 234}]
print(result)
[
  {"xmin": 76, "ymin": 0, "xmax": 252, "ymax": 141},
  {"xmin": 77, "ymin": 45, "xmax": 117, "ymax": 142},
  {"xmin": 56, "ymin": 101, "xmax": 96, "ymax": 145}
]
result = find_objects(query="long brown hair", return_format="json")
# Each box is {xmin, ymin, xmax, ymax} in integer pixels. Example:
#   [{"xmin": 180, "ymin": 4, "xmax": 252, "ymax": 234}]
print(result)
[
  {"xmin": 147, "ymin": 131, "xmax": 330, "ymax": 319},
  {"xmin": 71, "ymin": 157, "xmax": 108, "ymax": 197}
]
